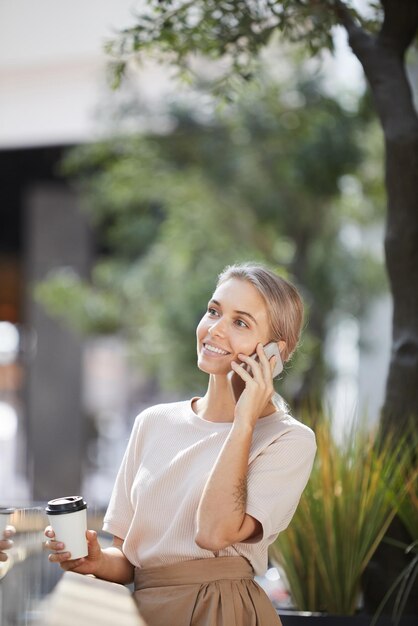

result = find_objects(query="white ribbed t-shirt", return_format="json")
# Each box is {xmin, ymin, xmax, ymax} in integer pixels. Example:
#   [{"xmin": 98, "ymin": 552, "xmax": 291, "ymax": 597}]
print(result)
[{"xmin": 102, "ymin": 398, "xmax": 316, "ymax": 576}]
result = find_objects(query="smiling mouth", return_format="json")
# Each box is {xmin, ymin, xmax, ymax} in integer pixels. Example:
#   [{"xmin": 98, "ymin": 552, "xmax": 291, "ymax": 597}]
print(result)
[{"xmin": 203, "ymin": 343, "xmax": 231, "ymax": 356}]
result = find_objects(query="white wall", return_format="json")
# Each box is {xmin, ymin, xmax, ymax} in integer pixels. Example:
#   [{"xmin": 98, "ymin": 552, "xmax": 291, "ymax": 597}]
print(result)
[{"xmin": 0, "ymin": 0, "xmax": 142, "ymax": 147}]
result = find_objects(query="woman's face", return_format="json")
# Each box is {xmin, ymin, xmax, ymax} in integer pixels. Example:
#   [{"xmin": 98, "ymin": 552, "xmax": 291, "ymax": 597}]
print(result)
[{"xmin": 196, "ymin": 277, "xmax": 272, "ymax": 376}]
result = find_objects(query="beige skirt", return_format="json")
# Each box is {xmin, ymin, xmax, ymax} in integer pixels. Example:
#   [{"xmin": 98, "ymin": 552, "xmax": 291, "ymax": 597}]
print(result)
[{"xmin": 133, "ymin": 556, "xmax": 282, "ymax": 626}]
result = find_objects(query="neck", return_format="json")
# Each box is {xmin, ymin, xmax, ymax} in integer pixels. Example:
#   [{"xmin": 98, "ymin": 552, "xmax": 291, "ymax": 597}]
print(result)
[{"xmin": 194, "ymin": 373, "xmax": 276, "ymax": 423}]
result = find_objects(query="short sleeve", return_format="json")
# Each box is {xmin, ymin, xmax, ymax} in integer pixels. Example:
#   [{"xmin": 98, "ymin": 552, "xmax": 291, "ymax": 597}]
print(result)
[
  {"xmin": 102, "ymin": 416, "xmax": 142, "ymax": 540},
  {"xmin": 244, "ymin": 428, "xmax": 316, "ymax": 543}
]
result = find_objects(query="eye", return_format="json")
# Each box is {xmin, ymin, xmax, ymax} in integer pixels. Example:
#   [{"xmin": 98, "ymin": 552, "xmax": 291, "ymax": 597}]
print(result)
[
  {"xmin": 235, "ymin": 319, "xmax": 249, "ymax": 329},
  {"xmin": 207, "ymin": 307, "xmax": 219, "ymax": 317}
]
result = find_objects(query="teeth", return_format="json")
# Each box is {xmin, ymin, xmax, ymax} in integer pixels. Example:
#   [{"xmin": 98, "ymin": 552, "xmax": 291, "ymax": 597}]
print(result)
[{"xmin": 205, "ymin": 344, "xmax": 229, "ymax": 355}]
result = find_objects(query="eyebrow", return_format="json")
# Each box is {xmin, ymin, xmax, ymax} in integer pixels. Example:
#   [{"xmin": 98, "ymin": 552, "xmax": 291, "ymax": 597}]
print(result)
[{"xmin": 209, "ymin": 299, "xmax": 258, "ymax": 325}]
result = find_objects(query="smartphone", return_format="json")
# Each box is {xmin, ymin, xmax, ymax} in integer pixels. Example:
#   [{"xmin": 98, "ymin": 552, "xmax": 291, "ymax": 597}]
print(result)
[{"xmin": 244, "ymin": 341, "xmax": 283, "ymax": 378}]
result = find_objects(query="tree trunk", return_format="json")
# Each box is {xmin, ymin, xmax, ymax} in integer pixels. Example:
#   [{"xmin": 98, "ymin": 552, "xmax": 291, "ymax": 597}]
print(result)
[
  {"xmin": 338, "ymin": 0, "xmax": 418, "ymax": 614},
  {"xmin": 382, "ymin": 128, "xmax": 418, "ymax": 433},
  {"xmin": 339, "ymin": 0, "xmax": 418, "ymax": 435}
]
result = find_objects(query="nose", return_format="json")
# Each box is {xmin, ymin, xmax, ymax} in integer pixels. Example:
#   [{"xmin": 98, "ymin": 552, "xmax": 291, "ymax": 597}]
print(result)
[{"xmin": 208, "ymin": 317, "xmax": 226, "ymax": 338}]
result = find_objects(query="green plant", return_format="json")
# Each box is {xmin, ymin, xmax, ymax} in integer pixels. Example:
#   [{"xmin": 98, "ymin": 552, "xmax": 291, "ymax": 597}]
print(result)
[{"xmin": 269, "ymin": 415, "xmax": 416, "ymax": 615}]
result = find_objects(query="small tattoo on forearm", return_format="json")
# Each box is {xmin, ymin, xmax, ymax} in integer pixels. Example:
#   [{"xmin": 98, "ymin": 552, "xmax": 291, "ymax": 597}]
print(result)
[{"xmin": 233, "ymin": 477, "xmax": 247, "ymax": 513}]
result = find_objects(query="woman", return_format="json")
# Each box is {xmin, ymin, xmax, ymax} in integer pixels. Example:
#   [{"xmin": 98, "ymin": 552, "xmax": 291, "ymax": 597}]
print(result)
[{"xmin": 46, "ymin": 263, "xmax": 316, "ymax": 626}]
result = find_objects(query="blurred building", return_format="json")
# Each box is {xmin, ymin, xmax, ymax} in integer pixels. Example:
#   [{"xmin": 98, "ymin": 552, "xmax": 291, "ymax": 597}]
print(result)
[{"xmin": 0, "ymin": 0, "xmax": 143, "ymax": 505}]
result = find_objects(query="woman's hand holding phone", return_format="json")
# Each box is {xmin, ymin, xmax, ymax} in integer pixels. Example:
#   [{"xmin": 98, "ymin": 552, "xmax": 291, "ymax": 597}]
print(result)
[{"xmin": 230, "ymin": 342, "xmax": 278, "ymax": 428}]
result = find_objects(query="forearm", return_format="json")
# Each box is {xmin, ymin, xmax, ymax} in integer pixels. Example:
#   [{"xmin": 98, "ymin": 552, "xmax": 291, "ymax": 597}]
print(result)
[
  {"xmin": 195, "ymin": 421, "xmax": 254, "ymax": 550},
  {"xmin": 95, "ymin": 547, "xmax": 135, "ymax": 585}
]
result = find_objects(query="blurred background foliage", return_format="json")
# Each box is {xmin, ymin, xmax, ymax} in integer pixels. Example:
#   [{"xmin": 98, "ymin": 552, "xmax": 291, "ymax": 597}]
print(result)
[{"xmin": 36, "ymin": 61, "xmax": 387, "ymax": 405}]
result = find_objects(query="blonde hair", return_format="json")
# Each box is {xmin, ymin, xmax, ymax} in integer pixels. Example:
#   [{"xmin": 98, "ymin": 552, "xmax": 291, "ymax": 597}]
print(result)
[{"xmin": 217, "ymin": 262, "xmax": 304, "ymax": 363}]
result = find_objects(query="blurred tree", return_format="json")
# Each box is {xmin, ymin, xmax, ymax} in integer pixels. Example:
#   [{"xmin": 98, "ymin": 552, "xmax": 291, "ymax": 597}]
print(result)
[
  {"xmin": 37, "ymin": 74, "xmax": 386, "ymax": 405},
  {"xmin": 106, "ymin": 0, "xmax": 418, "ymax": 440},
  {"xmin": 154, "ymin": 78, "xmax": 387, "ymax": 408}
]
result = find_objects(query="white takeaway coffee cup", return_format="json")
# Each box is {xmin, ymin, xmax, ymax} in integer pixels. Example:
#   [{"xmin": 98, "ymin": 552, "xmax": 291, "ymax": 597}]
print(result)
[
  {"xmin": 0, "ymin": 508, "xmax": 15, "ymax": 537},
  {"xmin": 46, "ymin": 496, "xmax": 88, "ymax": 560}
]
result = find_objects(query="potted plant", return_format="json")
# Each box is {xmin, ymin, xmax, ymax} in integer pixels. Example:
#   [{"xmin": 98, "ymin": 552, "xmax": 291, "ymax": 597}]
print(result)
[{"xmin": 269, "ymin": 415, "xmax": 417, "ymax": 625}]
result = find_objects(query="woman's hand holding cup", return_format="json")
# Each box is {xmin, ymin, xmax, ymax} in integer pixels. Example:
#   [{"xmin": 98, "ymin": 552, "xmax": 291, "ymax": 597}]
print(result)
[
  {"xmin": 45, "ymin": 495, "xmax": 104, "ymax": 575},
  {"xmin": 45, "ymin": 526, "xmax": 104, "ymax": 575}
]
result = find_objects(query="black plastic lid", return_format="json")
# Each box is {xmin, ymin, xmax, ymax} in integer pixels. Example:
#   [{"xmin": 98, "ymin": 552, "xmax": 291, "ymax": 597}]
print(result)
[
  {"xmin": 0, "ymin": 508, "xmax": 15, "ymax": 515},
  {"xmin": 45, "ymin": 496, "xmax": 87, "ymax": 515}
]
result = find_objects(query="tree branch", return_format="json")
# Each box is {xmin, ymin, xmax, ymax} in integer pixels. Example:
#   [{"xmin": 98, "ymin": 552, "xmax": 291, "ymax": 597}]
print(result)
[
  {"xmin": 379, "ymin": 0, "xmax": 418, "ymax": 55},
  {"xmin": 330, "ymin": 0, "xmax": 418, "ymax": 140},
  {"xmin": 330, "ymin": 0, "xmax": 375, "ymax": 62}
]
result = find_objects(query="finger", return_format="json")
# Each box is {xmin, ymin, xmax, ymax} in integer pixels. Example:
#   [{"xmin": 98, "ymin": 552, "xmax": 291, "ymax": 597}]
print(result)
[
  {"xmin": 256, "ymin": 343, "xmax": 271, "ymax": 376},
  {"xmin": 86, "ymin": 530, "xmax": 101, "ymax": 556},
  {"xmin": 0, "ymin": 552, "xmax": 8, "ymax": 562},
  {"xmin": 48, "ymin": 551, "xmax": 71, "ymax": 564},
  {"xmin": 0, "ymin": 539, "xmax": 13, "ymax": 551},
  {"xmin": 249, "ymin": 345, "xmax": 274, "ymax": 396},
  {"xmin": 45, "ymin": 526, "xmax": 55, "ymax": 539},
  {"xmin": 46, "ymin": 540, "xmax": 65, "ymax": 552},
  {"xmin": 231, "ymin": 360, "xmax": 255, "ymax": 383},
  {"xmin": 237, "ymin": 352, "xmax": 264, "ymax": 382},
  {"xmin": 255, "ymin": 343, "xmax": 276, "ymax": 379},
  {"xmin": 43, "ymin": 533, "xmax": 65, "ymax": 551}
]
